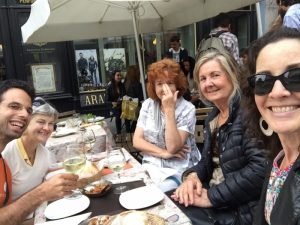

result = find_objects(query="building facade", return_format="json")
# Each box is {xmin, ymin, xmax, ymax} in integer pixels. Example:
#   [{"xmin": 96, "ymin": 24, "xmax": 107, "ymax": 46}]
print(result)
[{"xmin": 0, "ymin": 0, "xmax": 260, "ymax": 116}]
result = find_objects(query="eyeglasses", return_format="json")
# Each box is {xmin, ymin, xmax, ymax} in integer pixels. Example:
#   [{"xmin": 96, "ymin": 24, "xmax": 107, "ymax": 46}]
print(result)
[{"xmin": 248, "ymin": 67, "xmax": 300, "ymax": 96}]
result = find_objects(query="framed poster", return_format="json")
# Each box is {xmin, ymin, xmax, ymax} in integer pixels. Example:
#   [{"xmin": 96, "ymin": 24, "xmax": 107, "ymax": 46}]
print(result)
[
  {"xmin": 31, "ymin": 64, "xmax": 56, "ymax": 93},
  {"xmin": 75, "ymin": 49, "xmax": 100, "ymax": 89},
  {"xmin": 103, "ymin": 48, "xmax": 126, "ymax": 73}
]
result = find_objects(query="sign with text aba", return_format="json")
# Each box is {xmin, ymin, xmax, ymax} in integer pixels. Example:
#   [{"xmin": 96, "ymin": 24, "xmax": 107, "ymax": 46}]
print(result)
[{"xmin": 80, "ymin": 90, "xmax": 106, "ymax": 107}]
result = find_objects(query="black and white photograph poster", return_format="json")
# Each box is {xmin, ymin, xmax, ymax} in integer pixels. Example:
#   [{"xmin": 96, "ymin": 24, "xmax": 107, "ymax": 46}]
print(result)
[
  {"xmin": 75, "ymin": 49, "xmax": 100, "ymax": 87},
  {"xmin": 103, "ymin": 48, "xmax": 126, "ymax": 74}
]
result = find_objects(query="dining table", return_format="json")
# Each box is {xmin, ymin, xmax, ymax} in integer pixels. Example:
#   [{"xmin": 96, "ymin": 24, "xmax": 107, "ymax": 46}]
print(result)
[
  {"xmin": 46, "ymin": 121, "xmax": 114, "ymax": 163},
  {"xmin": 32, "ymin": 148, "xmax": 193, "ymax": 225}
]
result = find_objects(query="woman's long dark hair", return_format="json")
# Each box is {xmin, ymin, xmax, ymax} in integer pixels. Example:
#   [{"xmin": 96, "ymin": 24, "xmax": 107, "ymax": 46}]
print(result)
[
  {"xmin": 181, "ymin": 56, "xmax": 195, "ymax": 80},
  {"xmin": 110, "ymin": 70, "xmax": 122, "ymax": 97},
  {"xmin": 241, "ymin": 27, "xmax": 300, "ymax": 158}
]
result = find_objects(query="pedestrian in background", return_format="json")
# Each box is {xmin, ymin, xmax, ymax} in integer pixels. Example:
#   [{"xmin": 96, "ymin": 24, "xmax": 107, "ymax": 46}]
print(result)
[
  {"xmin": 105, "ymin": 70, "xmax": 126, "ymax": 141},
  {"xmin": 124, "ymin": 65, "xmax": 144, "ymax": 135}
]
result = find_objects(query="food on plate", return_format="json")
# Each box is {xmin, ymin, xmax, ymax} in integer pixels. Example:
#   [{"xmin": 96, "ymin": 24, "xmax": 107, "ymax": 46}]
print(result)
[
  {"xmin": 88, "ymin": 215, "xmax": 110, "ymax": 225},
  {"xmin": 85, "ymin": 183, "xmax": 110, "ymax": 195},
  {"xmin": 80, "ymin": 123, "xmax": 91, "ymax": 128},
  {"xmin": 78, "ymin": 161, "xmax": 102, "ymax": 188},
  {"xmin": 115, "ymin": 211, "xmax": 165, "ymax": 225}
]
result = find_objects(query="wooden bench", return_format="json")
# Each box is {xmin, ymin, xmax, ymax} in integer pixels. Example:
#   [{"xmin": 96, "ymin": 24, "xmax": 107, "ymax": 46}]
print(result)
[
  {"xmin": 195, "ymin": 107, "xmax": 213, "ymax": 121},
  {"xmin": 195, "ymin": 107, "xmax": 213, "ymax": 145}
]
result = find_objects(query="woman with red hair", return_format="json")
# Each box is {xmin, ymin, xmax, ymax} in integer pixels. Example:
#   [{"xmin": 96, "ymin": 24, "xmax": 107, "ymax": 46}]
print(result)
[{"xmin": 133, "ymin": 59, "xmax": 200, "ymax": 192}]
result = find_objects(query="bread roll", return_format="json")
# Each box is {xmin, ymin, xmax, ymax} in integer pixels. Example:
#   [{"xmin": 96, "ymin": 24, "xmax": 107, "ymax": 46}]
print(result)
[
  {"xmin": 80, "ymin": 161, "xmax": 99, "ymax": 178},
  {"xmin": 78, "ymin": 161, "xmax": 102, "ymax": 188}
]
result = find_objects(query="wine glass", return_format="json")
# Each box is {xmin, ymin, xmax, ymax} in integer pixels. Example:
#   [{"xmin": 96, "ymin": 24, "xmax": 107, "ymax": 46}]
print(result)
[
  {"xmin": 63, "ymin": 143, "xmax": 86, "ymax": 198},
  {"xmin": 76, "ymin": 129, "xmax": 96, "ymax": 161},
  {"xmin": 107, "ymin": 147, "xmax": 127, "ymax": 194},
  {"xmin": 83, "ymin": 129, "xmax": 96, "ymax": 160}
]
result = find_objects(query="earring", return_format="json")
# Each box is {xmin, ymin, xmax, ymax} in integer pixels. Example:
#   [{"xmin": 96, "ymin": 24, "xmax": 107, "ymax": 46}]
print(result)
[{"xmin": 259, "ymin": 117, "xmax": 273, "ymax": 136}]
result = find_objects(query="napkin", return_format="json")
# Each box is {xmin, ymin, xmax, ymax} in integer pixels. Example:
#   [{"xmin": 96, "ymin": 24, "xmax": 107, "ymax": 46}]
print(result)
[
  {"xmin": 142, "ymin": 164, "xmax": 179, "ymax": 184},
  {"xmin": 36, "ymin": 212, "xmax": 91, "ymax": 225}
]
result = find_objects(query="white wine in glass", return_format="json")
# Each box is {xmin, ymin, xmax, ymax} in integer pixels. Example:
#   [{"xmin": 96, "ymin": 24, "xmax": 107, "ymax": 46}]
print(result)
[
  {"xmin": 63, "ymin": 143, "xmax": 86, "ymax": 198},
  {"xmin": 63, "ymin": 155, "xmax": 86, "ymax": 173},
  {"xmin": 107, "ymin": 147, "xmax": 127, "ymax": 194}
]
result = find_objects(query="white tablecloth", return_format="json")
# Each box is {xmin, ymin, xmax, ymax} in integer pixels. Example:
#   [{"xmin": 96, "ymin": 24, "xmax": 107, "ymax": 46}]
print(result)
[{"xmin": 46, "ymin": 122, "xmax": 114, "ymax": 162}]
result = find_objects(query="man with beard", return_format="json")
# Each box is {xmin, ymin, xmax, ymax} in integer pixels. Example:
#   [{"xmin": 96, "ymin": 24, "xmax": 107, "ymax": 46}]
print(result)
[
  {"xmin": 0, "ymin": 80, "xmax": 78, "ymax": 225},
  {"xmin": 277, "ymin": 0, "xmax": 300, "ymax": 29}
]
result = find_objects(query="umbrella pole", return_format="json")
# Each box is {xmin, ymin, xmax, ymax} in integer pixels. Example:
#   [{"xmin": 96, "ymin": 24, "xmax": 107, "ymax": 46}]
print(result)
[{"xmin": 131, "ymin": 10, "xmax": 147, "ymax": 100}]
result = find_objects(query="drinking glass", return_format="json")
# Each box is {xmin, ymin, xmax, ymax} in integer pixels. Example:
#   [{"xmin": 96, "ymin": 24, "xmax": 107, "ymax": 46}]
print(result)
[
  {"xmin": 83, "ymin": 129, "xmax": 96, "ymax": 155},
  {"xmin": 107, "ymin": 147, "xmax": 127, "ymax": 194},
  {"xmin": 63, "ymin": 143, "xmax": 86, "ymax": 198},
  {"xmin": 76, "ymin": 129, "xmax": 96, "ymax": 161}
]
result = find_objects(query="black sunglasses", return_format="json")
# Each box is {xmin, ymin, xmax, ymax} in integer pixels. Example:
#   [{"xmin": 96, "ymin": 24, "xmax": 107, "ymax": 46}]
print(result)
[{"xmin": 248, "ymin": 67, "xmax": 300, "ymax": 96}]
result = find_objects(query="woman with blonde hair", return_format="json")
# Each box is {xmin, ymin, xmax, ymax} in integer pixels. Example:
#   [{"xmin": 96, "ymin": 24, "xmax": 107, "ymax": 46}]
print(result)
[{"xmin": 171, "ymin": 51, "xmax": 266, "ymax": 225}]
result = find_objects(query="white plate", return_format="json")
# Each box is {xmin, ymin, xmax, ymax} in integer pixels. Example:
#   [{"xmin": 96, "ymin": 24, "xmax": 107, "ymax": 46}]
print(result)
[
  {"xmin": 52, "ymin": 128, "xmax": 77, "ymax": 137},
  {"xmin": 119, "ymin": 185, "xmax": 164, "ymax": 210},
  {"xmin": 87, "ymin": 116, "xmax": 105, "ymax": 123},
  {"xmin": 56, "ymin": 121, "xmax": 66, "ymax": 127},
  {"xmin": 44, "ymin": 195, "xmax": 90, "ymax": 220}
]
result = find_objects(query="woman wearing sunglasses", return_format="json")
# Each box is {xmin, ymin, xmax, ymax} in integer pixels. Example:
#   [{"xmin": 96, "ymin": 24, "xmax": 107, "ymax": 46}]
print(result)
[
  {"xmin": 171, "ymin": 51, "xmax": 266, "ymax": 225},
  {"xmin": 244, "ymin": 27, "xmax": 300, "ymax": 225}
]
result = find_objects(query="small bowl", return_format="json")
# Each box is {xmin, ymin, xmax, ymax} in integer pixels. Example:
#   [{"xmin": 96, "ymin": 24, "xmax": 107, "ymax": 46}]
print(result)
[{"xmin": 83, "ymin": 180, "xmax": 112, "ymax": 198}]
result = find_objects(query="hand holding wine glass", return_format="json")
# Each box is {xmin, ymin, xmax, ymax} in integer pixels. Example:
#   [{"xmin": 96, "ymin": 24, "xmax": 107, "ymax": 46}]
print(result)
[
  {"xmin": 107, "ymin": 147, "xmax": 127, "ymax": 194},
  {"xmin": 63, "ymin": 143, "xmax": 86, "ymax": 198}
]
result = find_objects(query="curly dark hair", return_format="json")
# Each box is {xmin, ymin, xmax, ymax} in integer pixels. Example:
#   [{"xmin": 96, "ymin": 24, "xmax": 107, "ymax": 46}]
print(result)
[
  {"xmin": 241, "ymin": 27, "xmax": 300, "ymax": 158},
  {"xmin": 214, "ymin": 12, "xmax": 232, "ymax": 28},
  {"xmin": 146, "ymin": 59, "xmax": 187, "ymax": 101},
  {"xmin": 0, "ymin": 79, "xmax": 35, "ymax": 103}
]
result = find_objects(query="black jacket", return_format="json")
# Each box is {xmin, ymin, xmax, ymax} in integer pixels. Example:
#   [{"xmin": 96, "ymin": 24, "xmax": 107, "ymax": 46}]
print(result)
[
  {"xmin": 254, "ymin": 155, "xmax": 300, "ymax": 225},
  {"xmin": 105, "ymin": 82, "xmax": 126, "ymax": 113},
  {"xmin": 184, "ymin": 94, "xmax": 267, "ymax": 225}
]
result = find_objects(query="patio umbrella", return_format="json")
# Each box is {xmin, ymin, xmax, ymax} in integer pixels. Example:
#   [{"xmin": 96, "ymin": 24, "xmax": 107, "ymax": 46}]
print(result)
[{"xmin": 21, "ymin": 0, "xmax": 259, "ymax": 98}]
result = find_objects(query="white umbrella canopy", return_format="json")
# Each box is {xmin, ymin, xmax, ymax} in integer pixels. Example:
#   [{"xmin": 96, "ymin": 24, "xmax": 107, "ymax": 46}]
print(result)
[
  {"xmin": 21, "ymin": 0, "xmax": 258, "ymax": 98},
  {"xmin": 22, "ymin": 0, "xmax": 259, "ymax": 43}
]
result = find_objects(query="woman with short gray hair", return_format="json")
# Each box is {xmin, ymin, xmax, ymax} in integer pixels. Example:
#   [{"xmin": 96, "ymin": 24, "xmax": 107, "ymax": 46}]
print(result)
[{"xmin": 2, "ymin": 97, "xmax": 58, "ymax": 217}]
